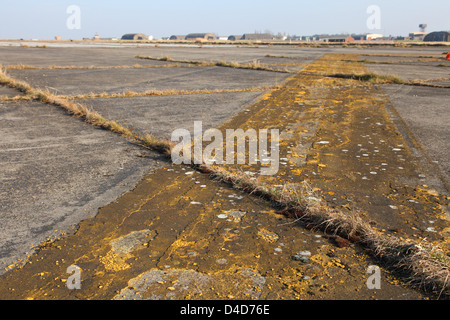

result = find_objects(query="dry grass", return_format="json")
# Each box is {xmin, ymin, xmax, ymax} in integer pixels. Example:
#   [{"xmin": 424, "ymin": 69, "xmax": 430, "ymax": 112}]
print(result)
[
  {"xmin": 421, "ymin": 77, "xmax": 450, "ymax": 82},
  {"xmin": 141, "ymin": 133, "xmax": 174, "ymax": 155},
  {"xmin": 327, "ymin": 72, "xmax": 450, "ymax": 88},
  {"xmin": 272, "ymin": 62, "xmax": 307, "ymax": 67},
  {"xmin": 201, "ymin": 165, "xmax": 450, "ymax": 297},
  {"xmin": 3, "ymin": 63, "xmax": 185, "ymax": 70},
  {"xmin": 361, "ymin": 53, "xmax": 443, "ymax": 59},
  {"xmin": 265, "ymin": 54, "xmax": 301, "ymax": 60},
  {"xmin": 136, "ymin": 55, "xmax": 294, "ymax": 73},
  {"xmin": 342, "ymin": 58, "xmax": 445, "ymax": 65},
  {"xmin": 327, "ymin": 72, "xmax": 405, "ymax": 84},
  {"xmin": 64, "ymin": 86, "xmax": 278, "ymax": 100},
  {"xmin": 407, "ymin": 79, "xmax": 450, "ymax": 88},
  {"xmin": 0, "ymin": 94, "xmax": 32, "ymax": 101},
  {"xmin": 136, "ymin": 55, "xmax": 209, "ymax": 66}
]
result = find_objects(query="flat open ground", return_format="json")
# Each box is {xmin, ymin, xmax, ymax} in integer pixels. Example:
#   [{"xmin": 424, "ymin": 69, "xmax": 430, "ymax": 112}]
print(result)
[{"xmin": 0, "ymin": 42, "xmax": 449, "ymax": 300}]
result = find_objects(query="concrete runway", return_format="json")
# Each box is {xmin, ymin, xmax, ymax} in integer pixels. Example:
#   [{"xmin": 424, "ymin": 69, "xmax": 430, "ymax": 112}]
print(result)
[{"xmin": 0, "ymin": 43, "xmax": 448, "ymax": 299}]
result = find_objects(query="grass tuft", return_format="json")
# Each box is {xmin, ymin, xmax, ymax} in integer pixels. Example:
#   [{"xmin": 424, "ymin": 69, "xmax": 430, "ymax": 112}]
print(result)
[
  {"xmin": 136, "ymin": 55, "xmax": 294, "ymax": 73},
  {"xmin": 327, "ymin": 72, "xmax": 450, "ymax": 88},
  {"xmin": 3, "ymin": 64, "xmax": 184, "ymax": 70},
  {"xmin": 63, "ymin": 87, "xmax": 278, "ymax": 100},
  {"xmin": 328, "ymin": 72, "xmax": 404, "ymax": 84},
  {"xmin": 141, "ymin": 133, "xmax": 174, "ymax": 155},
  {"xmin": 198, "ymin": 164, "xmax": 450, "ymax": 297}
]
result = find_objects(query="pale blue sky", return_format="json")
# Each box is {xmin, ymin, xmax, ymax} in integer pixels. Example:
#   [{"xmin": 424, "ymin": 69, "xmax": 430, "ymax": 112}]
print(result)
[{"xmin": 1, "ymin": 0, "xmax": 449, "ymax": 39}]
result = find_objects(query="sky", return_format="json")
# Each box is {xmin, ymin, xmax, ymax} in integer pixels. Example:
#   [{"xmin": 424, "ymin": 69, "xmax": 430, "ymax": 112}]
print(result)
[{"xmin": 0, "ymin": 0, "xmax": 449, "ymax": 39}]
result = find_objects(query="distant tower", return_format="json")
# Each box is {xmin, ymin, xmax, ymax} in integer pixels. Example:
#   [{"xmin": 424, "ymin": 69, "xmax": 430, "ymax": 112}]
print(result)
[{"xmin": 419, "ymin": 24, "xmax": 427, "ymax": 33}]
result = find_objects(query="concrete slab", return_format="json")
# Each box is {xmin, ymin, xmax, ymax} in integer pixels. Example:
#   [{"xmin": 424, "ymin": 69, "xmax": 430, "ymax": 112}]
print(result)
[
  {"xmin": 6, "ymin": 67, "xmax": 290, "ymax": 96},
  {"xmin": 77, "ymin": 91, "xmax": 267, "ymax": 137},
  {"xmin": 0, "ymin": 85, "xmax": 23, "ymax": 98},
  {"xmin": 0, "ymin": 46, "xmax": 318, "ymax": 68},
  {"xmin": 0, "ymin": 100, "xmax": 164, "ymax": 274},
  {"xmin": 365, "ymin": 62, "xmax": 450, "ymax": 81},
  {"xmin": 379, "ymin": 84, "xmax": 450, "ymax": 187},
  {"xmin": 144, "ymin": 46, "xmax": 320, "ymax": 63},
  {"xmin": 0, "ymin": 47, "xmax": 176, "ymax": 67}
]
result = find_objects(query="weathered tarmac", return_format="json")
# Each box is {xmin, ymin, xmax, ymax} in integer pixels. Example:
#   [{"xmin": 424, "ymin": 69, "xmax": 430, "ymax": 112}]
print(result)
[
  {"xmin": 0, "ymin": 100, "xmax": 165, "ymax": 274},
  {"xmin": 0, "ymin": 43, "xmax": 448, "ymax": 300},
  {"xmin": 76, "ymin": 92, "xmax": 267, "ymax": 137},
  {"xmin": 6, "ymin": 67, "xmax": 290, "ymax": 96}
]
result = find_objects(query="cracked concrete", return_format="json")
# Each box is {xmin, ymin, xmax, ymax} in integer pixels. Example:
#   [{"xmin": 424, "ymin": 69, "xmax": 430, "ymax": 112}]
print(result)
[
  {"xmin": 0, "ymin": 45, "xmax": 448, "ymax": 300},
  {"xmin": 0, "ymin": 101, "xmax": 164, "ymax": 275}
]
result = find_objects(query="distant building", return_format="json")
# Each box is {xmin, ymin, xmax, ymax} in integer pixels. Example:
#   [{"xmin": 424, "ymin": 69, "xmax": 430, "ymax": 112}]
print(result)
[
  {"xmin": 185, "ymin": 33, "xmax": 216, "ymax": 41},
  {"xmin": 351, "ymin": 34, "xmax": 383, "ymax": 41},
  {"xmin": 409, "ymin": 32, "xmax": 426, "ymax": 41},
  {"xmin": 121, "ymin": 33, "xmax": 149, "ymax": 40},
  {"xmin": 169, "ymin": 35, "xmax": 186, "ymax": 40},
  {"xmin": 227, "ymin": 35, "xmax": 242, "ymax": 41},
  {"xmin": 366, "ymin": 33, "xmax": 383, "ymax": 40},
  {"xmin": 325, "ymin": 35, "xmax": 354, "ymax": 43},
  {"xmin": 241, "ymin": 33, "xmax": 275, "ymax": 41},
  {"xmin": 307, "ymin": 35, "xmax": 320, "ymax": 41},
  {"xmin": 423, "ymin": 31, "xmax": 450, "ymax": 42},
  {"xmin": 352, "ymin": 34, "xmax": 366, "ymax": 41},
  {"xmin": 286, "ymin": 35, "xmax": 301, "ymax": 41},
  {"xmin": 275, "ymin": 34, "xmax": 287, "ymax": 41},
  {"xmin": 55, "ymin": 35, "xmax": 61, "ymax": 41}
]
